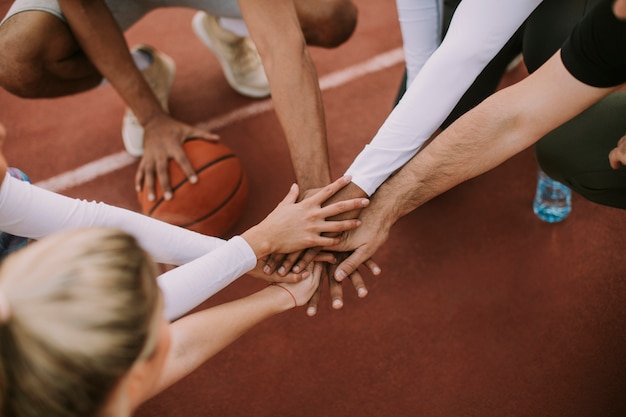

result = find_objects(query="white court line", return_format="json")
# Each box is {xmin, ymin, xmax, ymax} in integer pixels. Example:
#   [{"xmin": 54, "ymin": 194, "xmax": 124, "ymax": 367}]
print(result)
[{"xmin": 35, "ymin": 47, "xmax": 405, "ymax": 192}]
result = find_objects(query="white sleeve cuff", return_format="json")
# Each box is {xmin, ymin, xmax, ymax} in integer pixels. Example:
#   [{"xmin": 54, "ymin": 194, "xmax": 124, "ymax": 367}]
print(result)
[{"xmin": 158, "ymin": 235, "xmax": 257, "ymax": 321}]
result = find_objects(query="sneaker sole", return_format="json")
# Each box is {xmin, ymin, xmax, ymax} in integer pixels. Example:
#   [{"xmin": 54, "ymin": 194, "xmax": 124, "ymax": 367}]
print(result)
[{"xmin": 191, "ymin": 12, "xmax": 270, "ymax": 99}]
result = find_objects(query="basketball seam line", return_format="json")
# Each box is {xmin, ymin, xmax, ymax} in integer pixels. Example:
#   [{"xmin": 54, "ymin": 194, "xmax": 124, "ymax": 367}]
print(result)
[
  {"xmin": 180, "ymin": 169, "xmax": 245, "ymax": 229},
  {"xmin": 147, "ymin": 153, "xmax": 236, "ymax": 216}
]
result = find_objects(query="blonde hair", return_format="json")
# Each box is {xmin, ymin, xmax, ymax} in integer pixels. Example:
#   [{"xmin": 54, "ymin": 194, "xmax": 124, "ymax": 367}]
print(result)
[{"xmin": 0, "ymin": 228, "xmax": 161, "ymax": 417}]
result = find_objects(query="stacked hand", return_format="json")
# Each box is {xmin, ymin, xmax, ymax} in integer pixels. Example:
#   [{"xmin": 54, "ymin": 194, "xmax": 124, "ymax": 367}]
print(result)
[{"xmin": 259, "ymin": 176, "xmax": 385, "ymax": 316}]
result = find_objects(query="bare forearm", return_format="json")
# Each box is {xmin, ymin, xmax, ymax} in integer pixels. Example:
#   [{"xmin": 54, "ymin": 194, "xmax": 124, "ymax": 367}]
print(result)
[
  {"xmin": 58, "ymin": 0, "xmax": 162, "ymax": 124},
  {"xmin": 372, "ymin": 91, "xmax": 531, "ymax": 224},
  {"xmin": 372, "ymin": 53, "xmax": 620, "ymax": 225},
  {"xmin": 270, "ymin": 49, "xmax": 331, "ymax": 190},
  {"xmin": 152, "ymin": 286, "xmax": 291, "ymax": 396},
  {"xmin": 239, "ymin": 0, "xmax": 331, "ymax": 190}
]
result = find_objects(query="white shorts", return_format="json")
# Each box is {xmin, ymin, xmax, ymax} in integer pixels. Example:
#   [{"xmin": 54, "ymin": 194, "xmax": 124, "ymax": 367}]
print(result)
[{"xmin": 1, "ymin": 0, "xmax": 242, "ymax": 30}]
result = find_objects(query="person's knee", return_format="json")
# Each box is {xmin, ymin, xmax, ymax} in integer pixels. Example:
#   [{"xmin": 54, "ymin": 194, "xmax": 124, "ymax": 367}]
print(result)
[
  {"xmin": 0, "ymin": 13, "xmax": 61, "ymax": 97},
  {"xmin": 0, "ymin": 32, "xmax": 38, "ymax": 97},
  {"xmin": 297, "ymin": 0, "xmax": 358, "ymax": 48},
  {"xmin": 0, "ymin": 12, "xmax": 98, "ymax": 98}
]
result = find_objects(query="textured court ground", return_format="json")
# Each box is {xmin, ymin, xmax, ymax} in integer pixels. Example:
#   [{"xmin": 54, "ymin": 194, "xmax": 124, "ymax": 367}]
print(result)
[{"xmin": 1, "ymin": 1, "xmax": 625, "ymax": 416}]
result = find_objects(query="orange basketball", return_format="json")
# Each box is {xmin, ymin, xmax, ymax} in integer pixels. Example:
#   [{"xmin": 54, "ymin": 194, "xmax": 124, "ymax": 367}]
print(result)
[{"xmin": 138, "ymin": 139, "xmax": 248, "ymax": 237}]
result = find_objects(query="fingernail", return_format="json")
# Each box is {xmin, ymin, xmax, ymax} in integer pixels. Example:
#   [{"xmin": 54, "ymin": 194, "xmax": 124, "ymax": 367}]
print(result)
[
  {"xmin": 263, "ymin": 265, "xmax": 271, "ymax": 274},
  {"xmin": 278, "ymin": 266, "xmax": 286, "ymax": 275},
  {"xmin": 307, "ymin": 307, "xmax": 317, "ymax": 316},
  {"xmin": 190, "ymin": 175, "xmax": 198, "ymax": 184},
  {"xmin": 335, "ymin": 269, "xmax": 347, "ymax": 281},
  {"xmin": 358, "ymin": 288, "xmax": 368, "ymax": 298},
  {"xmin": 164, "ymin": 191, "xmax": 172, "ymax": 201},
  {"xmin": 332, "ymin": 299, "xmax": 343, "ymax": 309},
  {"xmin": 292, "ymin": 265, "xmax": 300, "ymax": 273},
  {"xmin": 373, "ymin": 267, "xmax": 381, "ymax": 275},
  {"xmin": 361, "ymin": 198, "xmax": 369, "ymax": 206},
  {"xmin": 135, "ymin": 185, "xmax": 141, "ymax": 192},
  {"xmin": 148, "ymin": 193, "xmax": 155, "ymax": 202}
]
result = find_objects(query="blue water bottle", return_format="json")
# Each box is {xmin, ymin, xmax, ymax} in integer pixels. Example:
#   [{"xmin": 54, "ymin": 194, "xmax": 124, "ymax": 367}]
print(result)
[{"xmin": 533, "ymin": 168, "xmax": 572, "ymax": 223}]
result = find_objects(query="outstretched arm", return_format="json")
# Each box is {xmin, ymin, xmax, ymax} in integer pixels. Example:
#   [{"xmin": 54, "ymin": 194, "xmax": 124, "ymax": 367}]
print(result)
[
  {"xmin": 285, "ymin": 0, "xmax": 542, "ymax": 311},
  {"xmin": 146, "ymin": 263, "xmax": 322, "ymax": 401},
  {"xmin": 160, "ymin": 175, "xmax": 368, "ymax": 320},
  {"xmin": 331, "ymin": 51, "xmax": 622, "ymax": 279},
  {"xmin": 0, "ymin": 173, "xmax": 225, "ymax": 266},
  {"xmin": 238, "ymin": 0, "xmax": 331, "ymax": 192},
  {"xmin": 346, "ymin": 0, "xmax": 542, "ymax": 196}
]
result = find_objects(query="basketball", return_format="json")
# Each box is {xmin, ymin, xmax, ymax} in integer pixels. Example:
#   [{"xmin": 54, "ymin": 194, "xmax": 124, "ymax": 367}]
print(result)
[{"xmin": 138, "ymin": 139, "xmax": 248, "ymax": 237}]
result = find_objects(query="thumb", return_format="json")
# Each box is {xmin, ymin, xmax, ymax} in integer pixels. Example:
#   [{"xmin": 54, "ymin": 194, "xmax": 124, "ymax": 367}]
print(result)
[{"xmin": 278, "ymin": 183, "xmax": 299, "ymax": 206}]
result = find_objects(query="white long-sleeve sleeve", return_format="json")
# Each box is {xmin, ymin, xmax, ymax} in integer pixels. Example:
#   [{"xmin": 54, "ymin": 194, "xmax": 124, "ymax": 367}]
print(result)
[
  {"xmin": 396, "ymin": 0, "xmax": 443, "ymax": 87},
  {"xmin": 158, "ymin": 235, "xmax": 256, "ymax": 320},
  {"xmin": 346, "ymin": 0, "xmax": 543, "ymax": 196},
  {"xmin": 0, "ymin": 173, "xmax": 225, "ymax": 264},
  {"xmin": 0, "ymin": 174, "xmax": 259, "ymax": 320}
]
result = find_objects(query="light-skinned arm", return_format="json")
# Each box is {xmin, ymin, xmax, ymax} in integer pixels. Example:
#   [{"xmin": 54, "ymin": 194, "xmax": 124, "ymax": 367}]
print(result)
[
  {"xmin": 238, "ymin": 0, "xmax": 331, "ymax": 192},
  {"xmin": 144, "ymin": 262, "xmax": 323, "ymax": 401},
  {"xmin": 275, "ymin": 0, "xmax": 543, "ymax": 314},
  {"xmin": 330, "ymin": 50, "xmax": 623, "ymax": 280},
  {"xmin": 141, "ymin": 176, "xmax": 373, "ymax": 398}
]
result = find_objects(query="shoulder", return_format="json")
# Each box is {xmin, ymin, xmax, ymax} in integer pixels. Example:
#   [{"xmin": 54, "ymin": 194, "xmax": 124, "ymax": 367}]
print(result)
[{"xmin": 561, "ymin": 0, "xmax": 626, "ymax": 88}]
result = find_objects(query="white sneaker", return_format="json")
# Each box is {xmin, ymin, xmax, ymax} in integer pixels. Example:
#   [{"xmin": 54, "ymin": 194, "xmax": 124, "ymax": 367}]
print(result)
[
  {"xmin": 192, "ymin": 11, "xmax": 270, "ymax": 98},
  {"xmin": 121, "ymin": 44, "xmax": 176, "ymax": 157}
]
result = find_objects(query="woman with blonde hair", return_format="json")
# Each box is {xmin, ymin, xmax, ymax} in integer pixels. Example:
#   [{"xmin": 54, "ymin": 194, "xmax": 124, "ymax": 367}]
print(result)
[
  {"xmin": 0, "ymin": 226, "xmax": 321, "ymax": 416},
  {"xmin": 0, "ymin": 171, "xmax": 370, "ymax": 416},
  {"xmin": 0, "ymin": 121, "xmax": 373, "ymax": 416}
]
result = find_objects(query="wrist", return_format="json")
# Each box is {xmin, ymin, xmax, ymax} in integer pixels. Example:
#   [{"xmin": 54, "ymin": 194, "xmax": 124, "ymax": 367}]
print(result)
[
  {"xmin": 266, "ymin": 283, "xmax": 297, "ymax": 310},
  {"xmin": 295, "ymin": 170, "xmax": 332, "ymax": 194},
  {"xmin": 367, "ymin": 189, "xmax": 401, "ymax": 230},
  {"xmin": 241, "ymin": 226, "xmax": 272, "ymax": 259}
]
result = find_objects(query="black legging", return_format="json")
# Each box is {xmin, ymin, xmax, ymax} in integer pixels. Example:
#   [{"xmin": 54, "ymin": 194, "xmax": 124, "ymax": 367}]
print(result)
[{"xmin": 395, "ymin": 0, "xmax": 626, "ymax": 208}]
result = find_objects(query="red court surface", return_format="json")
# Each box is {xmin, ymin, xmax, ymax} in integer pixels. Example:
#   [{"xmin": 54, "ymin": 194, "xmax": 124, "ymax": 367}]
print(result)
[{"xmin": 1, "ymin": 1, "xmax": 626, "ymax": 416}]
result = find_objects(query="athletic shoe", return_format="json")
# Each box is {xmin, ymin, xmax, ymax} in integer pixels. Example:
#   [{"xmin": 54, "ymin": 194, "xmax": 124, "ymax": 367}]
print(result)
[
  {"xmin": 191, "ymin": 12, "xmax": 270, "ymax": 98},
  {"xmin": 121, "ymin": 44, "xmax": 176, "ymax": 157}
]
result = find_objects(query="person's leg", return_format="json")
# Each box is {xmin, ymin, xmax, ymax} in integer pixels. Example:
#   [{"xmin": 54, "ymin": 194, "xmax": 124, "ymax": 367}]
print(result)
[
  {"xmin": 436, "ymin": 0, "xmax": 523, "ymax": 128},
  {"xmin": 524, "ymin": 0, "xmax": 624, "ymax": 208},
  {"xmin": 445, "ymin": 0, "xmax": 603, "ymax": 123},
  {"xmin": 293, "ymin": 0, "xmax": 358, "ymax": 48},
  {"xmin": 536, "ymin": 91, "xmax": 626, "ymax": 209},
  {"xmin": 394, "ymin": 0, "xmax": 523, "ymax": 125},
  {"xmin": 0, "ymin": 0, "xmax": 160, "ymax": 98},
  {"xmin": 188, "ymin": 0, "xmax": 356, "ymax": 99},
  {"xmin": 0, "ymin": 9, "xmax": 102, "ymax": 98}
]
